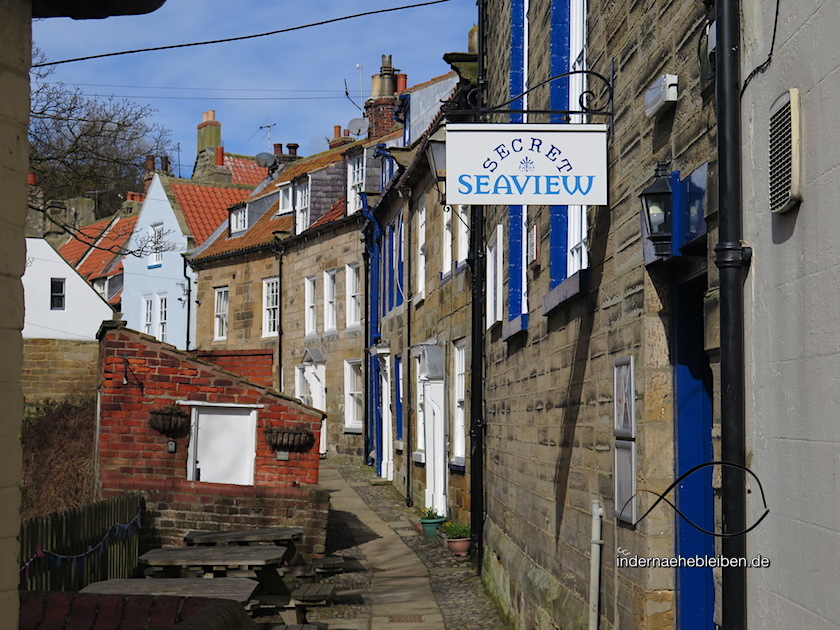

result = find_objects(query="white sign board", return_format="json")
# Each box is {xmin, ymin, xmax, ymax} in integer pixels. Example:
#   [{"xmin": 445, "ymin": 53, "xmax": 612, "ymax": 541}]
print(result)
[{"xmin": 445, "ymin": 123, "xmax": 608, "ymax": 205}]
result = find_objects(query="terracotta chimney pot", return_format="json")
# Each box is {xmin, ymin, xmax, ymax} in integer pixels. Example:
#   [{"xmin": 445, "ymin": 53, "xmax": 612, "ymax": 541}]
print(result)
[{"xmin": 215, "ymin": 146, "xmax": 225, "ymax": 166}]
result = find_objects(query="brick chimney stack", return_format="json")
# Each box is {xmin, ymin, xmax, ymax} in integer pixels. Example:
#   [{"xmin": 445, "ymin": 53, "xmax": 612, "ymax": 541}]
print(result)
[
  {"xmin": 197, "ymin": 110, "xmax": 222, "ymax": 155},
  {"xmin": 365, "ymin": 54, "xmax": 401, "ymax": 139},
  {"xmin": 328, "ymin": 125, "xmax": 355, "ymax": 150},
  {"xmin": 273, "ymin": 143, "xmax": 302, "ymax": 165}
]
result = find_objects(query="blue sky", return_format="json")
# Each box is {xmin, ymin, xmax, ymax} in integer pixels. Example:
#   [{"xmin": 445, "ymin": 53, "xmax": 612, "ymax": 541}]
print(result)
[{"xmin": 33, "ymin": 0, "xmax": 475, "ymax": 176}]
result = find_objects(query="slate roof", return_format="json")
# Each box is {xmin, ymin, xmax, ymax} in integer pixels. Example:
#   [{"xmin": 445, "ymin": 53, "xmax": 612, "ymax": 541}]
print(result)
[{"xmin": 168, "ymin": 181, "xmax": 253, "ymax": 246}]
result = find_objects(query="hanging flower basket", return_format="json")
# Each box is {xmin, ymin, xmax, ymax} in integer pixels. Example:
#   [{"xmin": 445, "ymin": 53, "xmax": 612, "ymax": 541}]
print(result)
[
  {"xmin": 148, "ymin": 405, "xmax": 190, "ymax": 438},
  {"xmin": 264, "ymin": 427, "xmax": 315, "ymax": 453}
]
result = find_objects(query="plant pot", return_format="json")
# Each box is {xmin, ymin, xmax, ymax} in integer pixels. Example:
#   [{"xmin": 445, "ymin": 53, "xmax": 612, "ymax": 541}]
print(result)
[
  {"xmin": 447, "ymin": 537, "xmax": 471, "ymax": 556},
  {"xmin": 419, "ymin": 516, "xmax": 446, "ymax": 540}
]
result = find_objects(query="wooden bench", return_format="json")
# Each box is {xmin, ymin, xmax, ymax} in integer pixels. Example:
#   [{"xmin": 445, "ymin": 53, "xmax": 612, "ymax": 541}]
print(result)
[
  {"xmin": 80, "ymin": 577, "xmax": 259, "ymax": 607},
  {"xmin": 312, "ymin": 556, "xmax": 344, "ymax": 580},
  {"xmin": 290, "ymin": 583, "xmax": 336, "ymax": 624}
]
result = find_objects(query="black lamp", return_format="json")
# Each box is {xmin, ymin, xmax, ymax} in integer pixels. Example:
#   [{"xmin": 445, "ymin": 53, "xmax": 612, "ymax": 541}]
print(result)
[
  {"xmin": 639, "ymin": 161, "xmax": 673, "ymax": 257},
  {"xmin": 424, "ymin": 125, "xmax": 447, "ymax": 203}
]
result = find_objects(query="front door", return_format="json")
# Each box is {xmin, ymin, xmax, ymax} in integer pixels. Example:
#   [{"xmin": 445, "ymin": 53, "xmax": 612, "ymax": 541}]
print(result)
[
  {"xmin": 674, "ymin": 275, "xmax": 714, "ymax": 629},
  {"xmin": 188, "ymin": 407, "xmax": 256, "ymax": 485},
  {"xmin": 422, "ymin": 379, "xmax": 447, "ymax": 515}
]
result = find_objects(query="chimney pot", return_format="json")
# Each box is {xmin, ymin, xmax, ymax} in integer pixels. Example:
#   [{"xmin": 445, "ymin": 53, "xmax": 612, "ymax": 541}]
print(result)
[
  {"xmin": 27, "ymin": 173, "xmax": 37, "ymax": 186},
  {"xmin": 344, "ymin": 129, "xmax": 350, "ymax": 137},
  {"xmin": 286, "ymin": 143, "xmax": 299, "ymax": 156},
  {"xmin": 215, "ymin": 146, "xmax": 225, "ymax": 166},
  {"xmin": 207, "ymin": 109, "xmax": 216, "ymax": 121},
  {"xmin": 274, "ymin": 143, "xmax": 283, "ymax": 156},
  {"xmin": 145, "ymin": 154, "xmax": 155, "ymax": 171},
  {"xmin": 161, "ymin": 155, "xmax": 170, "ymax": 173},
  {"xmin": 397, "ymin": 73, "xmax": 407, "ymax": 94},
  {"xmin": 333, "ymin": 125, "xmax": 341, "ymax": 139}
]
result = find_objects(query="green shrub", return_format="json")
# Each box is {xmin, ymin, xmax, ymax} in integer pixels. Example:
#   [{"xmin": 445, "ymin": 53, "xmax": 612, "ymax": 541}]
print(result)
[{"xmin": 441, "ymin": 521, "xmax": 471, "ymax": 539}]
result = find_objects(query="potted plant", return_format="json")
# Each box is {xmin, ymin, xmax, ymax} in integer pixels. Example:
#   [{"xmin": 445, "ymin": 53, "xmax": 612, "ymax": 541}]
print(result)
[
  {"xmin": 148, "ymin": 404, "xmax": 190, "ymax": 438},
  {"xmin": 418, "ymin": 507, "xmax": 446, "ymax": 540},
  {"xmin": 441, "ymin": 521, "xmax": 471, "ymax": 556}
]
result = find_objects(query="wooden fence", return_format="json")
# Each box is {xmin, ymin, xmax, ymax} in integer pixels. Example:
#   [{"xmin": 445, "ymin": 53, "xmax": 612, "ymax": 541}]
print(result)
[{"xmin": 19, "ymin": 493, "xmax": 142, "ymax": 592}]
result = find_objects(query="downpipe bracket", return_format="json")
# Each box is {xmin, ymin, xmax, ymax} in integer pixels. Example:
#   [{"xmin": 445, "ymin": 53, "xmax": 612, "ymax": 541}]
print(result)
[{"xmin": 714, "ymin": 241, "xmax": 752, "ymax": 269}]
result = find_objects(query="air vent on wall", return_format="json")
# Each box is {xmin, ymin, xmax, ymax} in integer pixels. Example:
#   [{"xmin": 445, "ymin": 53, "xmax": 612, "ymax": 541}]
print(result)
[{"xmin": 769, "ymin": 88, "xmax": 802, "ymax": 214}]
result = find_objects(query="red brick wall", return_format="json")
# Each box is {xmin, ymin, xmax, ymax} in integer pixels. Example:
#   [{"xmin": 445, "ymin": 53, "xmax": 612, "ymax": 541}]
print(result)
[
  {"xmin": 195, "ymin": 349, "xmax": 275, "ymax": 389},
  {"xmin": 101, "ymin": 476, "xmax": 329, "ymax": 557},
  {"xmin": 98, "ymin": 323, "xmax": 322, "ymax": 488}
]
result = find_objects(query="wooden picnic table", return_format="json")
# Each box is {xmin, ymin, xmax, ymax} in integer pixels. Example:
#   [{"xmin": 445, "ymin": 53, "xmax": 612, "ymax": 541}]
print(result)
[
  {"xmin": 139, "ymin": 546, "xmax": 292, "ymax": 597},
  {"xmin": 184, "ymin": 526, "xmax": 304, "ymax": 547},
  {"xmin": 80, "ymin": 577, "xmax": 259, "ymax": 606}
]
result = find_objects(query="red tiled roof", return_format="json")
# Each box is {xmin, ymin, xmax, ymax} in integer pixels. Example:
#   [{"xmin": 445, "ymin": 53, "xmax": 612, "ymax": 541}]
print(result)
[
  {"xmin": 77, "ymin": 214, "xmax": 139, "ymax": 280},
  {"xmin": 192, "ymin": 201, "xmax": 293, "ymax": 262},
  {"xmin": 169, "ymin": 182, "xmax": 252, "ymax": 245},
  {"xmin": 273, "ymin": 140, "xmax": 365, "ymax": 187},
  {"xmin": 108, "ymin": 288, "xmax": 122, "ymax": 306},
  {"xmin": 309, "ymin": 197, "xmax": 346, "ymax": 230},
  {"xmin": 225, "ymin": 153, "xmax": 265, "ymax": 186},
  {"xmin": 57, "ymin": 216, "xmax": 114, "ymax": 267}
]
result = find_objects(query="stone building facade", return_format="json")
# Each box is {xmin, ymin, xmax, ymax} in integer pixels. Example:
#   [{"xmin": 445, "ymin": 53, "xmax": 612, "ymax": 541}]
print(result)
[{"xmin": 478, "ymin": 1, "xmax": 718, "ymax": 628}]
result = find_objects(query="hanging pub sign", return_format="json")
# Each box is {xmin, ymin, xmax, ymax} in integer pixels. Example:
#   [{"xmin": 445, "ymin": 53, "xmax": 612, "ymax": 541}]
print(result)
[{"xmin": 445, "ymin": 123, "xmax": 608, "ymax": 206}]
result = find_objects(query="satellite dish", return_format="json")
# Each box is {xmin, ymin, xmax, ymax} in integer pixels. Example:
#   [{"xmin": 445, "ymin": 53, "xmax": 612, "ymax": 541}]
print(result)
[
  {"xmin": 348, "ymin": 118, "xmax": 369, "ymax": 136},
  {"xmin": 255, "ymin": 152, "xmax": 279, "ymax": 168}
]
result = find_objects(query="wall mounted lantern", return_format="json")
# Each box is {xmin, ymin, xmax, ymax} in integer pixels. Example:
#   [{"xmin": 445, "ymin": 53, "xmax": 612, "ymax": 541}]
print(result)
[
  {"xmin": 639, "ymin": 162, "xmax": 674, "ymax": 257},
  {"xmin": 424, "ymin": 126, "xmax": 447, "ymax": 203}
]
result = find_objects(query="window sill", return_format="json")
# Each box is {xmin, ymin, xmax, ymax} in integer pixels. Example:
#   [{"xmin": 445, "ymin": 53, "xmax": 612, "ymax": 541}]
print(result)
[
  {"xmin": 502, "ymin": 314, "xmax": 529, "ymax": 341},
  {"xmin": 440, "ymin": 270, "xmax": 452, "ymax": 285},
  {"xmin": 394, "ymin": 439, "xmax": 404, "ymax": 452},
  {"xmin": 323, "ymin": 328, "xmax": 339, "ymax": 339},
  {"xmin": 541, "ymin": 269, "xmax": 588, "ymax": 315},
  {"xmin": 455, "ymin": 260, "xmax": 469, "ymax": 274},
  {"xmin": 411, "ymin": 450, "xmax": 426, "ymax": 464},
  {"xmin": 413, "ymin": 292, "xmax": 425, "ymax": 307},
  {"xmin": 147, "ymin": 264, "xmax": 162, "ymax": 269},
  {"xmin": 343, "ymin": 426, "xmax": 363, "ymax": 434},
  {"xmin": 345, "ymin": 323, "xmax": 362, "ymax": 332},
  {"xmin": 262, "ymin": 332, "xmax": 279, "ymax": 338},
  {"xmin": 448, "ymin": 458, "xmax": 466, "ymax": 475}
]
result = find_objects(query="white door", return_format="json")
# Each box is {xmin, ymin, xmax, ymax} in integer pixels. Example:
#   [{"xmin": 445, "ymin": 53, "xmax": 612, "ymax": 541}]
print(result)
[
  {"xmin": 188, "ymin": 407, "xmax": 256, "ymax": 485},
  {"xmin": 380, "ymin": 357, "xmax": 394, "ymax": 481},
  {"xmin": 298, "ymin": 363, "xmax": 327, "ymax": 454},
  {"xmin": 423, "ymin": 380, "xmax": 447, "ymax": 514}
]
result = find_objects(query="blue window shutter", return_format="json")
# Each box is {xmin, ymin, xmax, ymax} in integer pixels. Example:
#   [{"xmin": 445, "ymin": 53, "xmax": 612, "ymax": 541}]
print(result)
[
  {"xmin": 508, "ymin": 205, "xmax": 524, "ymax": 322},
  {"xmin": 550, "ymin": 0, "xmax": 572, "ymax": 286}
]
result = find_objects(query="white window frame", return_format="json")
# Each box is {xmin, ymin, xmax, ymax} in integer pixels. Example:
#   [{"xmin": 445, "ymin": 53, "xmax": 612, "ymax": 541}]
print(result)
[
  {"xmin": 214, "ymin": 287, "xmax": 229, "ymax": 340},
  {"xmin": 279, "ymin": 185, "xmax": 293, "ymax": 214},
  {"xmin": 149, "ymin": 223, "xmax": 164, "ymax": 267},
  {"xmin": 442, "ymin": 206, "xmax": 453, "ymax": 277},
  {"xmin": 452, "ymin": 339, "xmax": 466, "ymax": 463},
  {"xmin": 345, "ymin": 263, "xmax": 361, "ymax": 327},
  {"xmin": 567, "ymin": 0, "xmax": 589, "ymax": 275},
  {"xmin": 304, "ymin": 275, "xmax": 316, "ymax": 335},
  {"xmin": 230, "ymin": 207, "xmax": 247, "ymax": 233},
  {"xmin": 324, "ymin": 269, "xmax": 337, "ymax": 331},
  {"xmin": 414, "ymin": 356, "xmax": 426, "ymax": 455},
  {"xmin": 416, "ymin": 195, "xmax": 426, "ymax": 301},
  {"xmin": 143, "ymin": 296, "xmax": 153, "ymax": 334},
  {"xmin": 343, "ymin": 359, "xmax": 364, "ymax": 431},
  {"xmin": 486, "ymin": 224, "xmax": 504, "ymax": 327},
  {"xmin": 262, "ymin": 277, "xmax": 279, "ymax": 337},
  {"xmin": 295, "ymin": 365, "xmax": 313, "ymax": 407},
  {"xmin": 347, "ymin": 153, "xmax": 365, "ymax": 213},
  {"xmin": 295, "ymin": 178, "xmax": 310, "ymax": 233},
  {"xmin": 157, "ymin": 294, "xmax": 167, "ymax": 343},
  {"xmin": 456, "ymin": 205, "xmax": 469, "ymax": 264}
]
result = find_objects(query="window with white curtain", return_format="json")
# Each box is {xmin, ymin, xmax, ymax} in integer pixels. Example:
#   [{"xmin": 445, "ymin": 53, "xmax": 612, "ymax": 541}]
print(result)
[
  {"xmin": 304, "ymin": 276, "xmax": 316, "ymax": 335},
  {"xmin": 324, "ymin": 269, "xmax": 337, "ymax": 331},
  {"xmin": 345, "ymin": 263, "xmax": 361, "ymax": 327},
  {"xmin": 214, "ymin": 287, "xmax": 229, "ymax": 340},
  {"xmin": 263, "ymin": 277, "xmax": 279, "ymax": 336}
]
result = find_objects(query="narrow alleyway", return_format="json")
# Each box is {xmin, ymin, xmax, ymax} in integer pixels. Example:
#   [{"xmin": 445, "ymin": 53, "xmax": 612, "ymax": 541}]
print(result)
[{"xmin": 303, "ymin": 458, "xmax": 511, "ymax": 630}]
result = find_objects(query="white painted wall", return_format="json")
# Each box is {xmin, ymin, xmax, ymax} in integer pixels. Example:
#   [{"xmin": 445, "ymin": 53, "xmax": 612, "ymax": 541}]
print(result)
[
  {"xmin": 121, "ymin": 175, "xmax": 196, "ymax": 350},
  {"xmin": 22, "ymin": 238, "xmax": 114, "ymax": 340},
  {"xmin": 742, "ymin": 2, "xmax": 840, "ymax": 627}
]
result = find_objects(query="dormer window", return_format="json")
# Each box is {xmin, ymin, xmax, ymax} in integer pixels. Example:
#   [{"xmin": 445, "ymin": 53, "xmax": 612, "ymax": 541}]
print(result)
[
  {"xmin": 347, "ymin": 154, "xmax": 365, "ymax": 213},
  {"xmin": 230, "ymin": 207, "xmax": 247, "ymax": 233},
  {"xmin": 295, "ymin": 178, "xmax": 310, "ymax": 233},
  {"xmin": 279, "ymin": 185, "xmax": 292, "ymax": 214}
]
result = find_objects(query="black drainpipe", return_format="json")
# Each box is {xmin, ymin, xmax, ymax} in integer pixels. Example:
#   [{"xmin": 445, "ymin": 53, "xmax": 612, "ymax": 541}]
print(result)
[
  {"xmin": 183, "ymin": 256, "xmax": 192, "ymax": 351},
  {"xmin": 362, "ymin": 240, "xmax": 371, "ymax": 463},
  {"xmin": 272, "ymin": 235, "xmax": 285, "ymax": 392},
  {"xmin": 714, "ymin": 0, "xmax": 751, "ymax": 627},
  {"xmin": 470, "ymin": 0, "xmax": 487, "ymax": 575}
]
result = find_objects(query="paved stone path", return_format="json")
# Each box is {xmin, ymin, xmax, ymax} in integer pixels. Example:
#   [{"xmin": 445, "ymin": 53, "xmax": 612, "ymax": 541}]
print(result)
[{"xmin": 303, "ymin": 458, "xmax": 511, "ymax": 630}]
